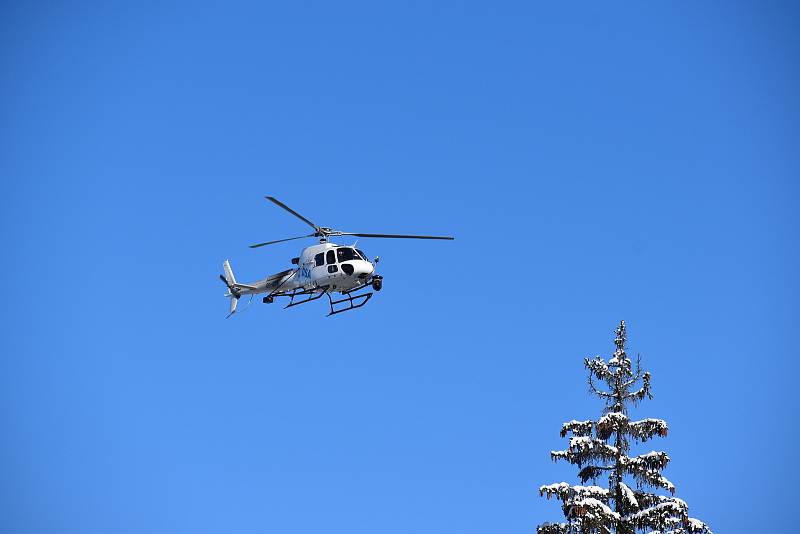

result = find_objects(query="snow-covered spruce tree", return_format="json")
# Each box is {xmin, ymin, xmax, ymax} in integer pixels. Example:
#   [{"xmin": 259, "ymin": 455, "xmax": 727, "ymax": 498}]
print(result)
[{"xmin": 537, "ymin": 321, "xmax": 711, "ymax": 534}]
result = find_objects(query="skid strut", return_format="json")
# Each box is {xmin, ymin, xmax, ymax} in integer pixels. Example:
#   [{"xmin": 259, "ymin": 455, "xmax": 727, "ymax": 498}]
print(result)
[
  {"xmin": 281, "ymin": 287, "xmax": 327, "ymax": 309},
  {"xmin": 327, "ymin": 288, "xmax": 373, "ymax": 316}
]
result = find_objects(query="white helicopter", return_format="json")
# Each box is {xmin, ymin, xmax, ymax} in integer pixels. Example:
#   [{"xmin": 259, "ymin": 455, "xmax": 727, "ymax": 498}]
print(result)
[{"xmin": 221, "ymin": 196, "xmax": 454, "ymax": 317}]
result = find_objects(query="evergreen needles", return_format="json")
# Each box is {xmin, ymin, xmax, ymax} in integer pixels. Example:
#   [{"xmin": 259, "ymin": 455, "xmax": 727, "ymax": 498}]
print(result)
[{"xmin": 538, "ymin": 321, "xmax": 711, "ymax": 534}]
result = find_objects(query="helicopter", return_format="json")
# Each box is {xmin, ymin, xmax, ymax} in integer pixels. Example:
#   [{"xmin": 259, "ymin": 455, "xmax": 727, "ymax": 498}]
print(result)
[{"xmin": 220, "ymin": 196, "xmax": 454, "ymax": 317}]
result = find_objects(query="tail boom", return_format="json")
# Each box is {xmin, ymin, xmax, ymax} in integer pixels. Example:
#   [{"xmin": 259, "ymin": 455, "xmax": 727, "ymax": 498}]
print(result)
[{"xmin": 220, "ymin": 260, "xmax": 295, "ymax": 318}]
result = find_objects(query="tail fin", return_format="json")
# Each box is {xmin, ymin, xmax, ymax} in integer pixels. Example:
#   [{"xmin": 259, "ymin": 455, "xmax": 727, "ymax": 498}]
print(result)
[
  {"xmin": 223, "ymin": 260, "xmax": 237, "ymax": 286},
  {"xmin": 228, "ymin": 295, "xmax": 239, "ymax": 318},
  {"xmin": 221, "ymin": 260, "xmax": 240, "ymax": 318}
]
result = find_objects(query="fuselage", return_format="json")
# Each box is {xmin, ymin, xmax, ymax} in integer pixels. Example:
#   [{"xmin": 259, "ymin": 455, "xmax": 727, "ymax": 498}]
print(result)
[
  {"xmin": 238, "ymin": 242, "xmax": 375, "ymax": 296},
  {"xmin": 292, "ymin": 242, "xmax": 375, "ymax": 292}
]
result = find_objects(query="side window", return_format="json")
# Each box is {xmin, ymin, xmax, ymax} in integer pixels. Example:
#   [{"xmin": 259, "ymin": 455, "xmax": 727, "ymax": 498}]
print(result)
[
  {"xmin": 326, "ymin": 250, "xmax": 336, "ymax": 264},
  {"xmin": 327, "ymin": 265, "xmax": 338, "ymax": 273},
  {"xmin": 315, "ymin": 253, "xmax": 324, "ymax": 267}
]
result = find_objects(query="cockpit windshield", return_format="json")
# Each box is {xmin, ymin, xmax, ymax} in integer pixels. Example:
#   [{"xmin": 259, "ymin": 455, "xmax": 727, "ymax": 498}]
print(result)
[
  {"xmin": 335, "ymin": 247, "xmax": 369, "ymax": 262},
  {"xmin": 336, "ymin": 247, "xmax": 358, "ymax": 262}
]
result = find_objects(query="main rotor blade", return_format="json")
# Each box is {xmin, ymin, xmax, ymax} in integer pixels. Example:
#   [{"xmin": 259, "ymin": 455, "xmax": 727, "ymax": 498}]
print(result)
[
  {"xmin": 341, "ymin": 233, "xmax": 454, "ymax": 240},
  {"xmin": 249, "ymin": 234, "xmax": 315, "ymax": 248},
  {"xmin": 265, "ymin": 196, "xmax": 319, "ymax": 231}
]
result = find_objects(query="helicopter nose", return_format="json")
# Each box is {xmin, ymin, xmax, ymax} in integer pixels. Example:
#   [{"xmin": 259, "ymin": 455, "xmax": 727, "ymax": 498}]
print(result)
[{"xmin": 356, "ymin": 260, "xmax": 374, "ymax": 279}]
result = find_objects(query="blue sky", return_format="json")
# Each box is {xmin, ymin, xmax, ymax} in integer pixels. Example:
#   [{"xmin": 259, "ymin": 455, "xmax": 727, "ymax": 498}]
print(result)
[{"xmin": 1, "ymin": 2, "xmax": 798, "ymax": 533}]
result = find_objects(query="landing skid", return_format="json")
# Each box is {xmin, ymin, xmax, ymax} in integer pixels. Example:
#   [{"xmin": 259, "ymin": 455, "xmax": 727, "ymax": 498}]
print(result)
[
  {"xmin": 267, "ymin": 283, "xmax": 374, "ymax": 316},
  {"xmin": 282, "ymin": 287, "xmax": 327, "ymax": 309},
  {"xmin": 326, "ymin": 286, "xmax": 372, "ymax": 316}
]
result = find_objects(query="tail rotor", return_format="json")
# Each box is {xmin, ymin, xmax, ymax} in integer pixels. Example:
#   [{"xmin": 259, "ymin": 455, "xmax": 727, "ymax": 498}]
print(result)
[{"xmin": 220, "ymin": 260, "xmax": 240, "ymax": 318}]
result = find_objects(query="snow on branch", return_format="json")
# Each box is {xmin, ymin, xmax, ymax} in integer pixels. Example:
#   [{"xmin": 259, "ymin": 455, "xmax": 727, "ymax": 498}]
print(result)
[
  {"xmin": 625, "ymin": 494, "xmax": 713, "ymax": 532},
  {"xmin": 551, "ymin": 437, "xmax": 618, "ymax": 466},
  {"xmin": 560, "ymin": 419, "xmax": 594, "ymax": 438},
  {"xmin": 596, "ymin": 411, "xmax": 628, "ymax": 440},
  {"xmin": 570, "ymin": 497, "xmax": 620, "ymax": 530},
  {"xmin": 595, "ymin": 412, "xmax": 667, "ymax": 443},
  {"xmin": 585, "ymin": 356, "xmax": 612, "ymax": 381},
  {"xmin": 626, "ymin": 501, "xmax": 684, "ymax": 530},
  {"xmin": 618, "ymin": 482, "xmax": 638, "ymax": 510},
  {"xmin": 630, "ymin": 418, "xmax": 669, "ymax": 441},
  {"xmin": 624, "ymin": 450, "xmax": 671, "ymax": 475},
  {"xmin": 631, "ymin": 468, "xmax": 676, "ymax": 495},
  {"xmin": 687, "ymin": 517, "xmax": 714, "ymax": 533},
  {"xmin": 624, "ymin": 499, "xmax": 701, "ymax": 532},
  {"xmin": 632, "ymin": 491, "xmax": 684, "ymax": 510},
  {"xmin": 539, "ymin": 482, "xmax": 610, "ymax": 503},
  {"xmin": 536, "ymin": 522, "xmax": 572, "ymax": 534},
  {"xmin": 608, "ymin": 348, "xmax": 631, "ymax": 374}
]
